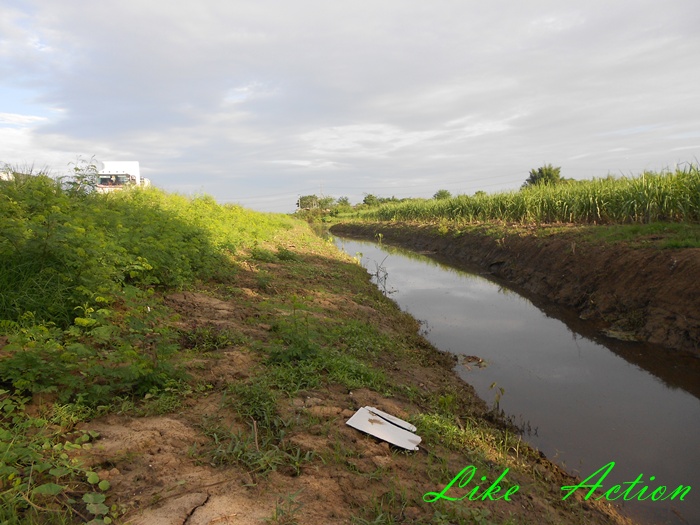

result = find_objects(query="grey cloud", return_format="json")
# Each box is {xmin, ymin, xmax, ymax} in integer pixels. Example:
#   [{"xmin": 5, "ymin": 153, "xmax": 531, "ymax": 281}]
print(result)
[{"xmin": 1, "ymin": 0, "xmax": 698, "ymax": 211}]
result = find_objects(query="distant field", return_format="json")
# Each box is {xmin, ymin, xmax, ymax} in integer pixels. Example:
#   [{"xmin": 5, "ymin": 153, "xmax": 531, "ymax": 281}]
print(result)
[{"xmin": 360, "ymin": 164, "xmax": 700, "ymax": 225}]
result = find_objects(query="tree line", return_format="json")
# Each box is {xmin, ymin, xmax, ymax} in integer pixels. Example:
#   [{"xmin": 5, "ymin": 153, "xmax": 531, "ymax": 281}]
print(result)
[{"xmin": 295, "ymin": 164, "xmax": 569, "ymax": 216}]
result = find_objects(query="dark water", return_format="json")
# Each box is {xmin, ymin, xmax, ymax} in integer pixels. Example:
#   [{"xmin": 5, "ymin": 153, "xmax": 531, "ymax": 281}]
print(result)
[{"xmin": 334, "ymin": 236, "xmax": 700, "ymax": 525}]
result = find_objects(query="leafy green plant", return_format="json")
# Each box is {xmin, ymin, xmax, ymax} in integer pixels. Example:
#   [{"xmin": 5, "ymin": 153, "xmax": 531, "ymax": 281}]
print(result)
[
  {"xmin": 0, "ymin": 291, "xmax": 186, "ymax": 406},
  {"xmin": 82, "ymin": 492, "xmax": 111, "ymax": 524},
  {"xmin": 1, "ymin": 171, "xmax": 296, "ymax": 327},
  {"xmin": 281, "ymin": 448, "xmax": 316, "ymax": 477},
  {"xmin": 350, "ymin": 484, "xmax": 408, "ymax": 525},
  {"xmin": 0, "ymin": 390, "xmax": 117, "ymax": 524},
  {"xmin": 265, "ymin": 491, "xmax": 304, "ymax": 524}
]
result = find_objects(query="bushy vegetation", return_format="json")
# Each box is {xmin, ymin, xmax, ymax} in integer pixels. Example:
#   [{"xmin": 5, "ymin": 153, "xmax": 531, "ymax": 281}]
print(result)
[
  {"xmin": 0, "ymin": 168, "xmax": 296, "ymax": 523},
  {"xmin": 360, "ymin": 164, "xmax": 700, "ymax": 225},
  {"xmin": 521, "ymin": 163, "xmax": 562, "ymax": 188},
  {"xmin": 0, "ymin": 171, "xmax": 294, "ymax": 326},
  {"xmin": 294, "ymin": 193, "xmax": 413, "ymax": 222}
]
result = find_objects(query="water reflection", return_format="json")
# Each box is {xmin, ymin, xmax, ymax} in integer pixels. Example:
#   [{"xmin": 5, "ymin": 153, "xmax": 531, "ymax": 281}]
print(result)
[{"xmin": 335, "ymin": 236, "xmax": 700, "ymax": 525}]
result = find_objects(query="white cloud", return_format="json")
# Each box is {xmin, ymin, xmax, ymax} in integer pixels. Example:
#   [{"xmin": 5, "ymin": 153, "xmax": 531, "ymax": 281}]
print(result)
[
  {"xmin": 529, "ymin": 12, "xmax": 585, "ymax": 34},
  {"xmin": 0, "ymin": 113, "xmax": 47, "ymax": 125},
  {"xmin": 671, "ymin": 145, "xmax": 700, "ymax": 152},
  {"xmin": 0, "ymin": 0, "xmax": 698, "ymax": 211},
  {"xmin": 301, "ymin": 124, "xmax": 443, "ymax": 157}
]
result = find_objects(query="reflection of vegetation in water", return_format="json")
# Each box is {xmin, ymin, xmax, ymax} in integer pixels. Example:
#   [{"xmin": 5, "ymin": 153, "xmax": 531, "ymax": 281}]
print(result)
[
  {"xmin": 309, "ymin": 223, "xmax": 333, "ymax": 240},
  {"xmin": 371, "ymin": 255, "xmax": 395, "ymax": 296},
  {"xmin": 336, "ymin": 236, "xmax": 540, "ymax": 316},
  {"xmin": 497, "ymin": 285, "xmax": 519, "ymax": 298},
  {"xmin": 336, "ymin": 236, "xmax": 483, "ymax": 280},
  {"xmin": 489, "ymin": 382, "xmax": 504, "ymax": 412}
]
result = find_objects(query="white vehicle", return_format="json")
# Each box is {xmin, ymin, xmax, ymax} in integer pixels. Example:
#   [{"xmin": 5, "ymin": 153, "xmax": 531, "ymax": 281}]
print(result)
[{"xmin": 96, "ymin": 161, "xmax": 151, "ymax": 193}]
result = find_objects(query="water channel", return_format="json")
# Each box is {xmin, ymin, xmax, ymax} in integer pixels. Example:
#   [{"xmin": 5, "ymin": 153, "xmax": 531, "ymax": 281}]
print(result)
[{"xmin": 334, "ymin": 235, "xmax": 700, "ymax": 525}]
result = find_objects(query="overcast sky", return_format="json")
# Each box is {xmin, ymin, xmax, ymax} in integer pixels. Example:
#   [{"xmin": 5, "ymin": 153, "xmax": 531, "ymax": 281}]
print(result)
[{"xmin": 2, "ymin": 1, "xmax": 699, "ymax": 212}]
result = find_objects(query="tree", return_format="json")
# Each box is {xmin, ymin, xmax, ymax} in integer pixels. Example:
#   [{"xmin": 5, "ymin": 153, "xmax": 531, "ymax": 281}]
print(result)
[
  {"xmin": 433, "ymin": 189, "xmax": 452, "ymax": 200},
  {"xmin": 522, "ymin": 164, "xmax": 562, "ymax": 188},
  {"xmin": 336, "ymin": 196, "xmax": 351, "ymax": 207},
  {"xmin": 60, "ymin": 156, "xmax": 100, "ymax": 195},
  {"xmin": 296, "ymin": 194, "xmax": 319, "ymax": 209},
  {"xmin": 318, "ymin": 196, "xmax": 335, "ymax": 210},
  {"xmin": 362, "ymin": 194, "xmax": 379, "ymax": 207}
]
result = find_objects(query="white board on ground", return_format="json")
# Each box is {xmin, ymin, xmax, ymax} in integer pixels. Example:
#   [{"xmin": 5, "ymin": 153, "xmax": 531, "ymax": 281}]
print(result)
[{"xmin": 345, "ymin": 406, "xmax": 421, "ymax": 451}]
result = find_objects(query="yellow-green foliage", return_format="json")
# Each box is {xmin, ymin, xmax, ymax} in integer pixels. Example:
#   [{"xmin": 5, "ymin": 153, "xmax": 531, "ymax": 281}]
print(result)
[
  {"xmin": 0, "ymin": 175, "xmax": 294, "ymax": 326},
  {"xmin": 0, "ymin": 174, "xmax": 304, "ymax": 524},
  {"xmin": 0, "ymin": 171, "xmax": 302, "ymax": 405},
  {"xmin": 362, "ymin": 165, "xmax": 700, "ymax": 225}
]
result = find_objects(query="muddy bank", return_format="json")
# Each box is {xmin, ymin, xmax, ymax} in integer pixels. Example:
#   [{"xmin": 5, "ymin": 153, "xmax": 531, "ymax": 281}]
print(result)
[{"xmin": 330, "ymin": 222, "xmax": 700, "ymax": 358}]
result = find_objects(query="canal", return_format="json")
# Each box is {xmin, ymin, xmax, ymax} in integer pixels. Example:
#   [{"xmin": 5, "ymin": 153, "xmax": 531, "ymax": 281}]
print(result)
[{"xmin": 334, "ymin": 236, "xmax": 700, "ymax": 525}]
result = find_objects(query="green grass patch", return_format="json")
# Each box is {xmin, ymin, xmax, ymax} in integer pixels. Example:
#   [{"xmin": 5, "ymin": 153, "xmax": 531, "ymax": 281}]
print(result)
[
  {"xmin": 578, "ymin": 221, "xmax": 700, "ymax": 248},
  {"xmin": 357, "ymin": 164, "xmax": 700, "ymax": 226}
]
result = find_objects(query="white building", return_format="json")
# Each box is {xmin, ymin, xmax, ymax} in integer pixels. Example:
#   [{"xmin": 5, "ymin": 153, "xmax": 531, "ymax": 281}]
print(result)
[{"xmin": 97, "ymin": 161, "xmax": 151, "ymax": 193}]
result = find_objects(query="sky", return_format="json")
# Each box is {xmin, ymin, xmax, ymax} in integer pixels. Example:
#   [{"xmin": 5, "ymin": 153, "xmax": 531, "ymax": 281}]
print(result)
[{"xmin": 1, "ymin": 0, "xmax": 699, "ymax": 213}]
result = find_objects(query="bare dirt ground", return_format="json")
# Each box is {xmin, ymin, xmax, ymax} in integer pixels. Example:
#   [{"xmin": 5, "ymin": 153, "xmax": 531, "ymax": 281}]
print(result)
[{"xmin": 68, "ymin": 228, "xmax": 638, "ymax": 525}]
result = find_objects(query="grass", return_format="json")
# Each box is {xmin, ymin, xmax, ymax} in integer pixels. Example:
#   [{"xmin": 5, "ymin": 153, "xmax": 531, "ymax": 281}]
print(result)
[
  {"xmin": 579, "ymin": 221, "xmax": 700, "ymax": 248},
  {"xmin": 265, "ymin": 491, "xmax": 305, "ymax": 524},
  {"xmin": 357, "ymin": 164, "xmax": 700, "ymax": 226}
]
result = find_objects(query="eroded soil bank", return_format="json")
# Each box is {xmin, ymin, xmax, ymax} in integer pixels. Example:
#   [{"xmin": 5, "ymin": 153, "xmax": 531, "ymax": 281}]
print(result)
[
  {"xmin": 66, "ymin": 224, "xmax": 636, "ymax": 525},
  {"xmin": 330, "ymin": 222, "xmax": 700, "ymax": 359}
]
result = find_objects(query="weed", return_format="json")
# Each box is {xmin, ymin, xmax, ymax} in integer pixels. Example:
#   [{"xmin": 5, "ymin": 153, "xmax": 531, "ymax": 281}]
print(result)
[
  {"xmin": 256, "ymin": 270, "xmax": 273, "ymax": 291},
  {"xmin": 430, "ymin": 508, "xmax": 495, "ymax": 525},
  {"xmin": 200, "ymin": 420, "xmax": 304, "ymax": 480},
  {"xmin": 227, "ymin": 380, "xmax": 281, "ymax": 433},
  {"xmin": 265, "ymin": 490, "xmax": 304, "ymax": 524},
  {"xmin": 267, "ymin": 340, "xmax": 319, "ymax": 365},
  {"xmin": 489, "ymin": 382, "xmax": 506, "ymax": 413},
  {"xmin": 351, "ymin": 484, "xmax": 408, "ymax": 525},
  {"xmin": 280, "ymin": 447, "xmax": 317, "ymax": 477},
  {"xmin": 276, "ymin": 246, "xmax": 300, "ymax": 262},
  {"xmin": 372, "ymin": 256, "xmax": 393, "ymax": 296},
  {"xmin": 268, "ymin": 361, "xmax": 322, "ymax": 394},
  {"xmin": 435, "ymin": 393, "xmax": 458, "ymax": 416},
  {"xmin": 251, "ymin": 246, "xmax": 278, "ymax": 263},
  {"xmin": 0, "ymin": 390, "xmax": 117, "ymax": 524},
  {"xmin": 179, "ymin": 324, "xmax": 243, "ymax": 352}
]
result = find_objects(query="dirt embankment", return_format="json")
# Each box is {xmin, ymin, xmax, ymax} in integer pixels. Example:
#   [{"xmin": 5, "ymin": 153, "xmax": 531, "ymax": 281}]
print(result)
[
  {"xmin": 66, "ymin": 226, "xmax": 637, "ymax": 525},
  {"xmin": 330, "ymin": 222, "xmax": 700, "ymax": 357}
]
